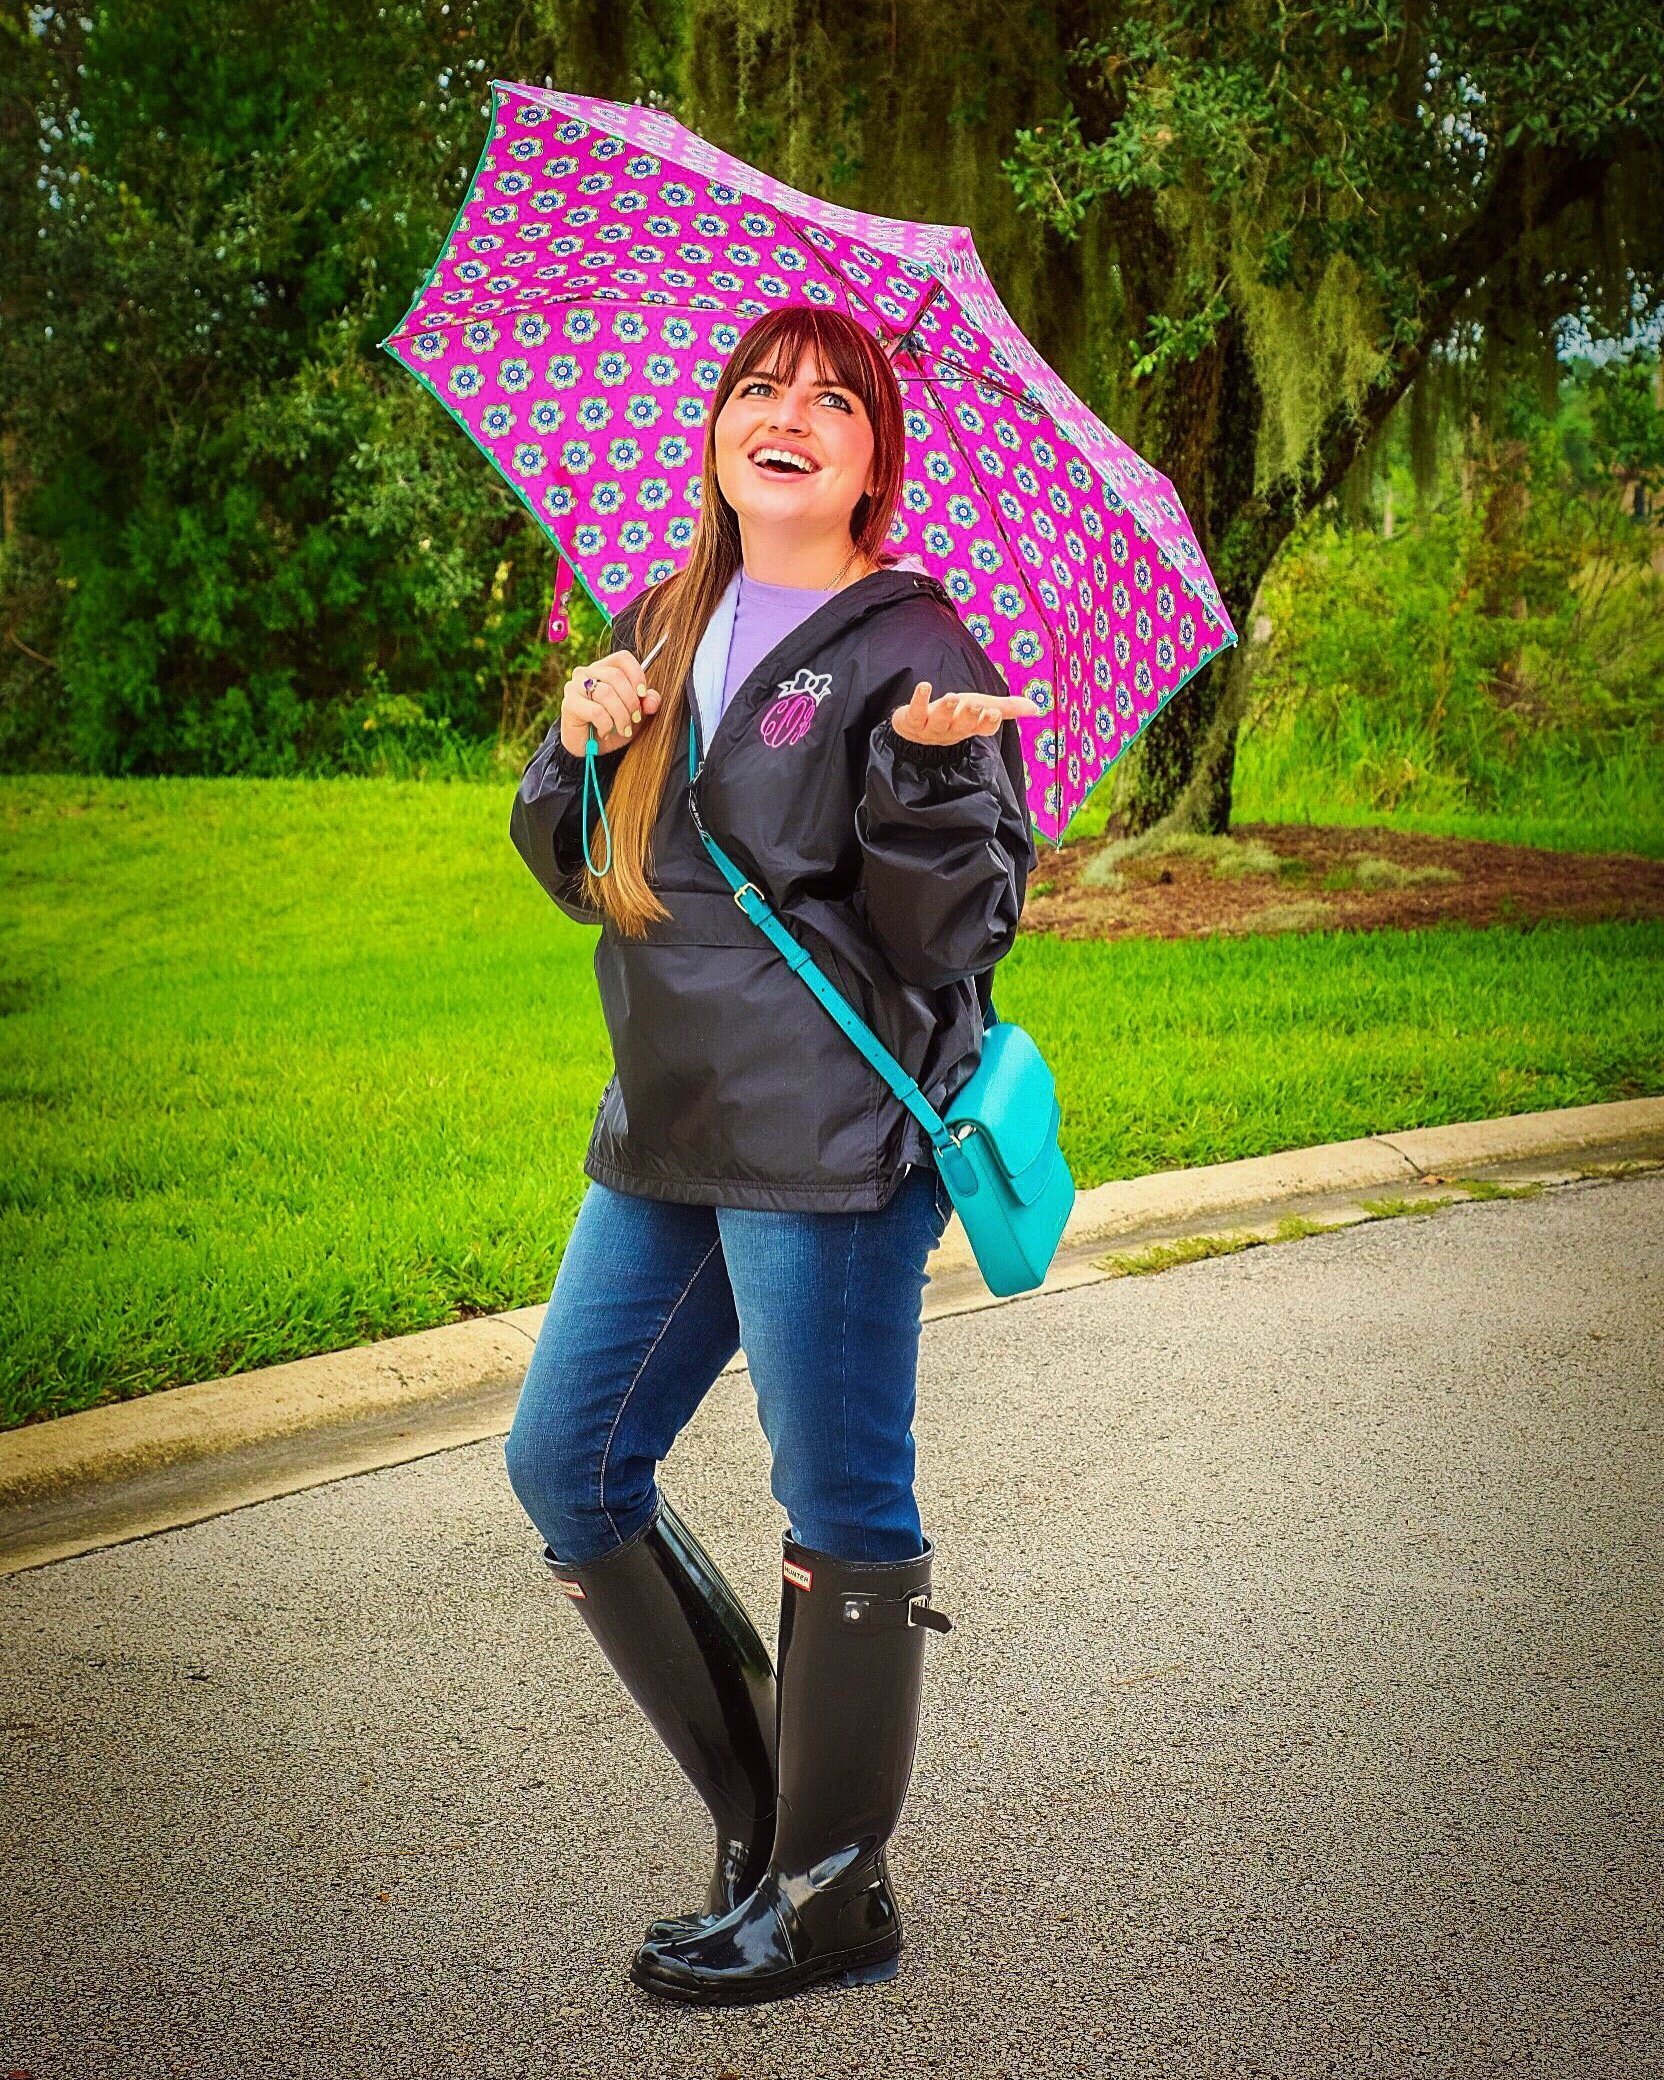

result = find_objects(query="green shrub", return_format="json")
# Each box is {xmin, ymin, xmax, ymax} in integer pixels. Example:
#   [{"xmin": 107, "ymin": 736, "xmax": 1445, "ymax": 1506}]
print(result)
[{"xmin": 1228, "ymin": 358, "xmax": 1664, "ymax": 856}]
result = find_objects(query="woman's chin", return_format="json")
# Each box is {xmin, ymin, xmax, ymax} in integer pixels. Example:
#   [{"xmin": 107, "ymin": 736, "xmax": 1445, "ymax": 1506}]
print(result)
[
  {"xmin": 720, "ymin": 468, "xmax": 847, "ymax": 522},
  {"xmin": 728, "ymin": 488, "xmax": 824, "ymax": 520}
]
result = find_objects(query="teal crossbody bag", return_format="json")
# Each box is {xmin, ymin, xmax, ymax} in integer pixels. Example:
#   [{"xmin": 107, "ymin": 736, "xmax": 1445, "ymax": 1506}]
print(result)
[{"xmin": 684, "ymin": 718, "xmax": 1075, "ymax": 1296}]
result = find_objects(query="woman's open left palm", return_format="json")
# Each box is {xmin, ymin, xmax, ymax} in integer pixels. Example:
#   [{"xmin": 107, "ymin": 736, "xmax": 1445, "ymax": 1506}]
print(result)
[{"xmin": 890, "ymin": 679, "xmax": 1044, "ymax": 746}]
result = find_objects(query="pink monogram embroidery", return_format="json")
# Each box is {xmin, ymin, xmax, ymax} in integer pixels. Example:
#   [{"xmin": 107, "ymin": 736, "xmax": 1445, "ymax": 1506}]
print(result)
[{"xmin": 759, "ymin": 667, "xmax": 835, "ymax": 749}]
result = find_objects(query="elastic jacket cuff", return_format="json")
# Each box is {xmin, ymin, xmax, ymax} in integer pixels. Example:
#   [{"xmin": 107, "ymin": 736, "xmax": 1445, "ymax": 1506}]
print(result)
[
  {"xmin": 549, "ymin": 734, "xmax": 623, "ymax": 780},
  {"xmin": 878, "ymin": 716, "xmax": 984, "ymax": 769}
]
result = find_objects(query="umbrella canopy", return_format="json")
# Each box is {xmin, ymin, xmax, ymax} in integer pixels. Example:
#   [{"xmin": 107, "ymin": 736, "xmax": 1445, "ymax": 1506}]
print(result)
[{"xmin": 378, "ymin": 81, "xmax": 1237, "ymax": 845}]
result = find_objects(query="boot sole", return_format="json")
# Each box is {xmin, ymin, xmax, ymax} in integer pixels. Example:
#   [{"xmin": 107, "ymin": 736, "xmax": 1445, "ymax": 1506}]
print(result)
[{"xmin": 628, "ymin": 1939, "xmax": 901, "ymax": 2006}]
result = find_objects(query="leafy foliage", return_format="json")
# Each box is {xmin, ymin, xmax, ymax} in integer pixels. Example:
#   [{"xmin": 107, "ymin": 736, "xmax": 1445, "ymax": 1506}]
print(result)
[
  {"xmin": 0, "ymin": 0, "xmax": 667, "ymax": 775},
  {"xmin": 1003, "ymin": 3, "xmax": 1664, "ymax": 504},
  {"xmin": 996, "ymin": 1, "xmax": 1664, "ymax": 833},
  {"xmin": 1241, "ymin": 357, "xmax": 1664, "ymax": 834},
  {"xmin": 3, "ymin": 0, "xmax": 1660, "ymax": 822}
]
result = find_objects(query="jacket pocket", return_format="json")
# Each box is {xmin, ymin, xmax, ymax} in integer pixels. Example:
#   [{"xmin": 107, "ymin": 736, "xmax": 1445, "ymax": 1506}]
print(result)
[{"xmin": 591, "ymin": 889, "xmax": 881, "ymax": 1195}]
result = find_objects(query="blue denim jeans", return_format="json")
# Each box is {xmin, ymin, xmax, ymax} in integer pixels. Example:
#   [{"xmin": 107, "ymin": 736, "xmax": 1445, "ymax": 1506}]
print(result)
[{"xmin": 504, "ymin": 1163, "xmax": 953, "ymax": 1568}]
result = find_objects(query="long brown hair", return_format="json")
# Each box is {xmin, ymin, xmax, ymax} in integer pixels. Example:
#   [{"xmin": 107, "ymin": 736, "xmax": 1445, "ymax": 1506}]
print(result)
[{"xmin": 575, "ymin": 306, "xmax": 907, "ymax": 936}]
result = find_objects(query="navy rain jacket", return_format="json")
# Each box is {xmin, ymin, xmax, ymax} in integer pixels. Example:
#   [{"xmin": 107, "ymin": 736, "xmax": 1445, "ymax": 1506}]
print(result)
[{"xmin": 510, "ymin": 565, "xmax": 1040, "ymax": 1212}]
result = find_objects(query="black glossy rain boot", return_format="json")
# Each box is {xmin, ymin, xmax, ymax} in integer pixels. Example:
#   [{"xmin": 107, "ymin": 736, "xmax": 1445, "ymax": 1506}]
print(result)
[
  {"xmin": 541, "ymin": 1493, "xmax": 777, "ymax": 1942},
  {"xmin": 627, "ymin": 1529, "xmax": 952, "ymax": 2006}
]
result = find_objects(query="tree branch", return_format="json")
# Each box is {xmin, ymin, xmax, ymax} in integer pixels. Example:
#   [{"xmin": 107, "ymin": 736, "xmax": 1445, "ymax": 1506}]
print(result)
[
  {"xmin": 6, "ymin": 626, "xmax": 59, "ymax": 671},
  {"xmin": 1268, "ymin": 142, "xmax": 1612, "ymax": 531}
]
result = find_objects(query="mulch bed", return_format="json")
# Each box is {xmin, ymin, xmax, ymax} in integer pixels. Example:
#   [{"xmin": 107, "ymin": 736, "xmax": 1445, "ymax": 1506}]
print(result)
[{"xmin": 1019, "ymin": 822, "xmax": 1664, "ymax": 942}]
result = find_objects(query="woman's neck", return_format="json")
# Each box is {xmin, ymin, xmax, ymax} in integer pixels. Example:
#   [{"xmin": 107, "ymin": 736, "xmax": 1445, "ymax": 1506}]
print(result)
[{"xmin": 738, "ymin": 535, "xmax": 877, "ymax": 591}]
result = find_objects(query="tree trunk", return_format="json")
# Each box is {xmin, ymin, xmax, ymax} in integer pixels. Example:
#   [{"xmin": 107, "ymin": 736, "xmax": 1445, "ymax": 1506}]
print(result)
[
  {"xmin": 1103, "ymin": 320, "xmax": 1275, "ymax": 839},
  {"xmin": 1096, "ymin": 144, "xmax": 1609, "ymax": 839}
]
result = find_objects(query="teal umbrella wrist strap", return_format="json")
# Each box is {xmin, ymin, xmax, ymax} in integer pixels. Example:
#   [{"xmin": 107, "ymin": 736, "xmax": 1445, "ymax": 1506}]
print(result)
[{"xmin": 583, "ymin": 730, "xmax": 613, "ymax": 876}]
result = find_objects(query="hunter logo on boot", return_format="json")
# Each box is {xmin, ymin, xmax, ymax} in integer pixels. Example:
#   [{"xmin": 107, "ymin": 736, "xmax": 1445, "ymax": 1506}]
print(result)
[
  {"xmin": 783, "ymin": 1557, "xmax": 813, "ymax": 1592},
  {"xmin": 554, "ymin": 1576, "xmax": 586, "ymax": 1599}
]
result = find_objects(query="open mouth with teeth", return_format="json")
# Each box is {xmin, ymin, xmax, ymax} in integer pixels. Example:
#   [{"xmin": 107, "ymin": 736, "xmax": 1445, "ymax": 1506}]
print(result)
[{"xmin": 750, "ymin": 446, "xmax": 820, "ymax": 477}]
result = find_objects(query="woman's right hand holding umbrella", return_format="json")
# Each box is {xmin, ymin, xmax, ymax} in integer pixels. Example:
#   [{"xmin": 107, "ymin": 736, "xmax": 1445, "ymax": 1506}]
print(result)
[{"xmin": 559, "ymin": 650, "xmax": 662, "ymax": 757}]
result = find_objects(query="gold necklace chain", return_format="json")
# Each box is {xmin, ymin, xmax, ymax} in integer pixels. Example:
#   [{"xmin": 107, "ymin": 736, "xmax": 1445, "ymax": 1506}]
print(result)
[
  {"xmin": 830, "ymin": 541, "xmax": 875, "ymax": 591},
  {"xmin": 744, "ymin": 542, "xmax": 871, "ymax": 592}
]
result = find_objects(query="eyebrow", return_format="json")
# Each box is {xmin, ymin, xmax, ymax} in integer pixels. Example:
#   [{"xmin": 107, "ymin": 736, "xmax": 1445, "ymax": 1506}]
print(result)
[{"xmin": 740, "ymin": 370, "xmax": 857, "ymax": 395}]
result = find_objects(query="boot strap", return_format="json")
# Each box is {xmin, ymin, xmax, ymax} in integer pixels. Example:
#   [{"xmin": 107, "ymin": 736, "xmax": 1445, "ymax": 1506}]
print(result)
[{"xmin": 836, "ymin": 1589, "xmax": 953, "ymax": 1635}]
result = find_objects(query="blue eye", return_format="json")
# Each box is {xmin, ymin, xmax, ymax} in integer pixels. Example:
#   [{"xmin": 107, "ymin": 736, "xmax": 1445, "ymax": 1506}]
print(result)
[{"xmin": 740, "ymin": 379, "xmax": 852, "ymax": 411}]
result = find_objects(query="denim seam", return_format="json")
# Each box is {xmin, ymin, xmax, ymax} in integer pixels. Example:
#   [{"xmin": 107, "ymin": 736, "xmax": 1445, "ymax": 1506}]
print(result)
[{"xmin": 596, "ymin": 1234, "xmax": 724, "ymax": 1544}]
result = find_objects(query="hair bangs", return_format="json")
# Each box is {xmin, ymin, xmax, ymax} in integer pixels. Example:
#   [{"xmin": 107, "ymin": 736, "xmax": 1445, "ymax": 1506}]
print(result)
[{"xmin": 747, "ymin": 311, "xmax": 879, "ymax": 418}]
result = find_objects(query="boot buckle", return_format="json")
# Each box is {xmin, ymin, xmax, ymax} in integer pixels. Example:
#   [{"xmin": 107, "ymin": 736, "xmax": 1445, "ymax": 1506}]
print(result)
[{"xmin": 834, "ymin": 1589, "xmax": 953, "ymax": 1633}]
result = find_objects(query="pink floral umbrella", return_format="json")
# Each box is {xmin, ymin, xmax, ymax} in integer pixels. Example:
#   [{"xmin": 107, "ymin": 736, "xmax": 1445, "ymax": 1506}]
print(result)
[{"xmin": 378, "ymin": 81, "xmax": 1237, "ymax": 845}]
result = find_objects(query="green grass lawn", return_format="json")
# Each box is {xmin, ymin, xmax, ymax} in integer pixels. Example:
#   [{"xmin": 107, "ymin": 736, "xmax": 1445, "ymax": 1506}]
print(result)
[{"xmin": 3, "ymin": 772, "xmax": 1660, "ymax": 1429}]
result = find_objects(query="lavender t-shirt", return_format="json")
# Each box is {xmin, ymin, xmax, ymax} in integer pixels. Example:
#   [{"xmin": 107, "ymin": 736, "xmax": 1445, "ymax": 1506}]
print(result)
[{"xmin": 710, "ymin": 568, "xmax": 839, "ymax": 739}]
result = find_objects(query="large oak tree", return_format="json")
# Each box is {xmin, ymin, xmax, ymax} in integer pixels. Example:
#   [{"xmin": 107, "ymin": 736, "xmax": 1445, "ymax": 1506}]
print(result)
[{"xmin": 684, "ymin": 1, "xmax": 1664, "ymax": 834}]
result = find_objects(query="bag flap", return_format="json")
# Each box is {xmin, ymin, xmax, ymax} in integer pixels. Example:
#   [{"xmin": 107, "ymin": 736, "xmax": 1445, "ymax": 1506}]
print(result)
[
  {"xmin": 1005, "ymin": 1096, "xmax": 1063, "ymax": 1205},
  {"xmin": 944, "ymin": 1021, "xmax": 1058, "ymax": 1185}
]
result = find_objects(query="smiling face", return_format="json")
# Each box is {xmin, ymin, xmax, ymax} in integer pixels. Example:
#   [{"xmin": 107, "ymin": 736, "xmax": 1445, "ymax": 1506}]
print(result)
[{"xmin": 711, "ymin": 345, "xmax": 878, "ymax": 566}]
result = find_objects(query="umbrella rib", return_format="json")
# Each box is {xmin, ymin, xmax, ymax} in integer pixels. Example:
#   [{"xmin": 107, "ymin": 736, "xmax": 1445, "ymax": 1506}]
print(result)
[
  {"xmin": 746, "ymin": 226, "xmax": 1067, "ymax": 775},
  {"xmin": 884, "ymin": 349, "xmax": 1059, "ymax": 431},
  {"xmin": 711, "ymin": 217, "xmax": 1069, "ymax": 805},
  {"xmin": 909, "ymin": 356, "xmax": 1068, "ymax": 785},
  {"xmin": 775, "ymin": 212, "xmax": 894, "ymax": 332},
  {"xmin": 882, "ymin": 275, "xmax": 946, "ymax": 363}
]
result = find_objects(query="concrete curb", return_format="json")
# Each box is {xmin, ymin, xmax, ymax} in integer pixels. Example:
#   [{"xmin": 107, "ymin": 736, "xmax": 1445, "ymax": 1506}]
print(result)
[
  {"xmin": 0, "ymin": 1314, "xmax": 542, "ymax": 1512},
  {"xmin": 926, "ymin": 1092, "xmax": 1664, "ymax": 1272},
  {"xmin": 3, "ymin": 1095, "xmax": 1660, "ymax": 1520}
]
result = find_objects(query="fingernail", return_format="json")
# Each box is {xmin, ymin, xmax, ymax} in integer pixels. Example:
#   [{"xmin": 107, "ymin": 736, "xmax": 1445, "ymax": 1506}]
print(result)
[
  {"xmin": 631, "ymin": 709, "xmax": 641, "ymax": 724},
  {"xmin": 622, "ymin": 724, "xmax": 633, "ymax": 737}
]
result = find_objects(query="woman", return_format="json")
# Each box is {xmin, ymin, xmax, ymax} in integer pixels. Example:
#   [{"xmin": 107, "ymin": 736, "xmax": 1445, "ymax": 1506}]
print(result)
[{"xmin": 504, "ymin": 305, "xmax": 1041, "ymax": 2007}]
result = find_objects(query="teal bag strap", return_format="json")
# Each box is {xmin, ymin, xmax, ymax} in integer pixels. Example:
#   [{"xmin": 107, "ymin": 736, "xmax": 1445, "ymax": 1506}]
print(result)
[{"xmin": 685, "ymin": 717, "xmax": 979, "ymax": 1198}]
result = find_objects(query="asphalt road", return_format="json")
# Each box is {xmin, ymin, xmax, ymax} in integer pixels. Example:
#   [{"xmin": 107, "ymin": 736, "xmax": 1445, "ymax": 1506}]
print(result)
[{"xmin": 4, "ymin": 1173, "xmax": 1660, "ymax": 2080}]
